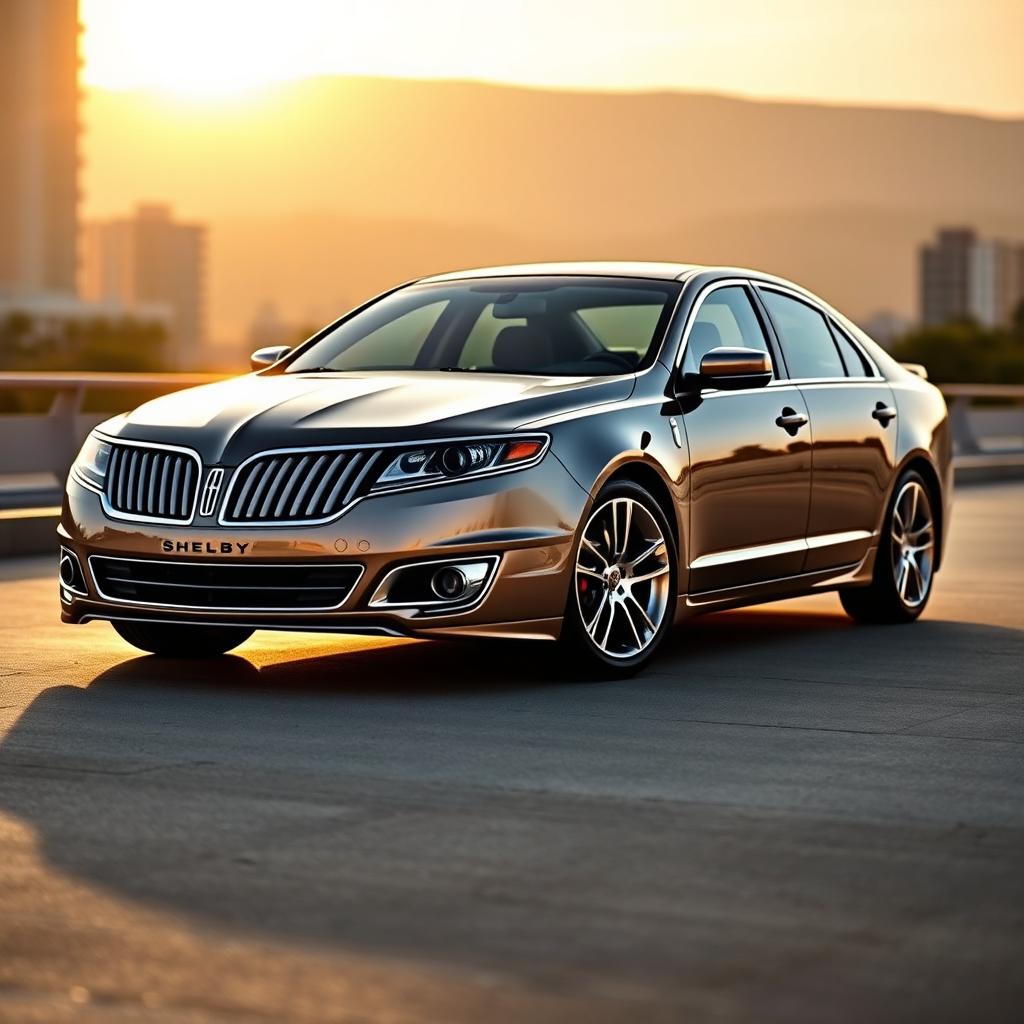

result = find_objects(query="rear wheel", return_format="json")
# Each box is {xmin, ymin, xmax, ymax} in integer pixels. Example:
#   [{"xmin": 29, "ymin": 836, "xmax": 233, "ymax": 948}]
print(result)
[
  {"xmin": 560, "ymin": 481, "xmax": 678, "ymax": 675},
  {"xmin": 840, "ymin": 469, "xmax": 937, "ymax": 624},
  {"xmin": 111, "ymin": 620, "xmax": 254, "ymax": 657}
]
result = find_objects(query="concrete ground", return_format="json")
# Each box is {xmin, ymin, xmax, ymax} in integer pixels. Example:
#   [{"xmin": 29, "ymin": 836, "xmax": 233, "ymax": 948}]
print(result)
[{"xmin": 0, "ymin": 483, "xmax": 1022, "ymax": 1023}]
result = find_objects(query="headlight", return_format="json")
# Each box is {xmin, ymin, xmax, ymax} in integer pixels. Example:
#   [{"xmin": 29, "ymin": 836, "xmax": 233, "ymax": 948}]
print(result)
[
  {"xmin": 371, "ymin": 435, "xmax": 548, "ymax": 492},
  {"xmin": 71, "ymin": 432, "xmax": 113, "ymax": 492}
]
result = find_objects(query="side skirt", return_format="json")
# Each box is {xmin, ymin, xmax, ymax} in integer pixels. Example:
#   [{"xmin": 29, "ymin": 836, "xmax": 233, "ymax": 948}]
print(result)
[{"xmin": 674, "ymin": 544, "xmax": 878, "ymax": 620}]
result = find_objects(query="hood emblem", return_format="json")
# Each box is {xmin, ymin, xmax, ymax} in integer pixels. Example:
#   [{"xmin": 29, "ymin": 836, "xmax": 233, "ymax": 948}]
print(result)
[{"xmin": 199, "ymin": 468, "xmax": 225, "ymax": 517}]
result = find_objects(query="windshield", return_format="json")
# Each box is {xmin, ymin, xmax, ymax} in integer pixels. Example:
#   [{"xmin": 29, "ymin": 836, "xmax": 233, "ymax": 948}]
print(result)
[{"xmin": 284, "ymin": 276, "xmax": 681, "ymax": 376}]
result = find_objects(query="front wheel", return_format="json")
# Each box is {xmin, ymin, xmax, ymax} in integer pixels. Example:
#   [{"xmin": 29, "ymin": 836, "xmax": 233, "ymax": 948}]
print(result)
[
  {"xmin": 560, "ymin": 481, "xmax": 678, "ymax": 675},
  {"xmin": 111, "ymin": 620, "xmax": 254, "ymax": 657},
  {"xmin": 839, "ymin": 469, "xmax": 938, "ymax": 624}
]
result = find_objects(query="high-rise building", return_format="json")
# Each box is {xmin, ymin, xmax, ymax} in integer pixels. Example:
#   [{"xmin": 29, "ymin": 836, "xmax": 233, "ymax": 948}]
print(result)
[
  {"xmin": 0, "ymin": 0, "xmax": 79, "ymax": 298},
  {"xmin": 81, "ymin": 204, "xmax": 207, "ymax": 367},
  {"xmin": 920, "ymin": 227, "xmax": 1024, "ymax": 329}
]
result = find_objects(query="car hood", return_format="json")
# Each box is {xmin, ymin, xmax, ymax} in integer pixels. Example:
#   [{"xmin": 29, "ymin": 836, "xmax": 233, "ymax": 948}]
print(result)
[{"xmin": 115, "ymin": 371, "xmax": 635, "ymax": 462}]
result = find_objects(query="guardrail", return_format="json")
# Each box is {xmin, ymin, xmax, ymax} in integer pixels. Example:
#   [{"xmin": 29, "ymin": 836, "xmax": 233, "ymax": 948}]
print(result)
[
  {"xmin": 938, "ymin": 383, "xmax": 1024, "ymax": 456},
  {"xmin": 0, "ymin": 372, "xmax": 1021, "ymax": 499},
  {"xmin": 0, "ymin": 371, "xmax": 228, "ymax": 491}
]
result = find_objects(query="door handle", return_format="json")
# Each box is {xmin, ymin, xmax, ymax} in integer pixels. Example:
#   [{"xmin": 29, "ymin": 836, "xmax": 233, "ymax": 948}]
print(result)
[
  {"xmin": 872, "ymin": 402, "xmax": 897, "ymax": 425},
  {"xmin": 775, "ymin": 408, "xmax": 809, "ymax": 434}
]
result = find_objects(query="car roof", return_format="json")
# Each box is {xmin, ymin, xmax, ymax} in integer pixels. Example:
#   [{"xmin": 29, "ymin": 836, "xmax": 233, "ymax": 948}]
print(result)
[
  {"xmin": 418, "ymin": 261, "xmax": 706, "ymax": 283},
  {"xmin": 414, "ymin": 262, "xmax": 833, "ymax": 309}
]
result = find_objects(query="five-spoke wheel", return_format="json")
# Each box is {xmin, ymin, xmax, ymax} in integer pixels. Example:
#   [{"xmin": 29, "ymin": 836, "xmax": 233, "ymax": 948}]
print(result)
[
  {"xmin": 562, "ymin": 481, "xmax": 677, "ymax": 673},
  {"xmin": 890, "ymin": 479, "xmax": 936, "ymax": 609}
]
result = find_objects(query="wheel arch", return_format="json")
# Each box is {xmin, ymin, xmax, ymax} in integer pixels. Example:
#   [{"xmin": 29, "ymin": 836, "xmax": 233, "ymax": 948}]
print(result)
[{"xmin": 597, "ymin": 459, "xmax": 681, "ymax": 553}]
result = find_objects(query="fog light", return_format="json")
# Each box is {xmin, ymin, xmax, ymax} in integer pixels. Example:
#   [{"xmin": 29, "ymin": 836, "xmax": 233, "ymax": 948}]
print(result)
[
  {"xmin": 58, "ymin": 546, "xmax": 88, "ymax": 597},
  {"xmin": 59, "ymin": 554, "xmax": 76, "ymax": 587},
  {"xmin": 368, "ymin": 556, "xmax": 499, "ymax": 611},
  {"xmin": 431, "ymin": 565, "xmax": 468, "ymax": 600}
]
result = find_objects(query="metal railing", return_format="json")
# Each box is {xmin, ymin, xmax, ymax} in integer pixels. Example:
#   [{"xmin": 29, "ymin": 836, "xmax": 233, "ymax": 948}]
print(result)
[
  {"xmin": 0, "ymin": 371, "xmax": 227, "ymax": 490},
  {"xmin": 0, "ymin": 372, "xmax": 1022, "ymax": 502},
  {"xmin": 938, "ymin": 384, "xmax": 1024, "ymax": 456}
]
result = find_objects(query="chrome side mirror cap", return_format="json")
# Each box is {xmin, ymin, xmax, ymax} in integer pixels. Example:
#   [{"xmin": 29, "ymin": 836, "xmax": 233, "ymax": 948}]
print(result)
[
  {"xmin": 250, "ymin": 345, "xmax": 291, "ymax": 371},
  {"xmin": 685, "ymin": 346, "xmax": 773, "ymax": 392}
]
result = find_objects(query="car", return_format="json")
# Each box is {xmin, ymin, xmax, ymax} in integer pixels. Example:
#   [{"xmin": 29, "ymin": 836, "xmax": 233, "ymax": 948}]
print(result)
[{"xmin": 58, "ymin": 262, "xmax": 952, "ymax": 673}]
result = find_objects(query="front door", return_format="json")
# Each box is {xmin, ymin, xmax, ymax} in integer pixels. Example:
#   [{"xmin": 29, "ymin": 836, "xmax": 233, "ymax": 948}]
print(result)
[{"xmin": 678, "ymin": 284, "xmax": 813, "ymax": 592}]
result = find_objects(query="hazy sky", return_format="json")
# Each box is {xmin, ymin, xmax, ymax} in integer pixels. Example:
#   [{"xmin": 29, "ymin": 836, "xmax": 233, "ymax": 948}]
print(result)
[{"xmin": 81, "ymin": 0, "xmax": 1023, "ymax": 116}]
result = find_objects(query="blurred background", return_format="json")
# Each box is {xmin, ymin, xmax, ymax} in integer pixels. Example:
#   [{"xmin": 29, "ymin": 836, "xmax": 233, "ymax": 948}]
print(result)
[{"xmin": 0, "ymin": 0, "xmax": 1022, "ymax": 393}]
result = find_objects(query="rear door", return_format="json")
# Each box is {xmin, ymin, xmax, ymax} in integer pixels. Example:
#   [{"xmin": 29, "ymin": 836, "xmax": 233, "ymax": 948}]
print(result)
[{"xmin": 756, "ymin": 286, "xmax": 897, "ymax": 572}]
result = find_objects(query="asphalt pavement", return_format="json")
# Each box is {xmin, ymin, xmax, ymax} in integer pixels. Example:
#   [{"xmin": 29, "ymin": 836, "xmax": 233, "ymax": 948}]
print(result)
[{"xmin": 0, "ymin": 482, "xmax": 1022, "ymax": 1023}]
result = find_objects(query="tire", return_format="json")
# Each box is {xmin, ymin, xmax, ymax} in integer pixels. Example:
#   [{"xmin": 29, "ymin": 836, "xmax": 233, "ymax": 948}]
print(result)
[
  {"xmin": 111, "ymin": 620, "xmax": 254, "ymax": 657},
  {"xmin": 560, "ymin": 479, "xmax": 679, "ymax": 675},
  {"xmin": 839, "ymin": 469, "xmax": 938, "ymax": 624}
]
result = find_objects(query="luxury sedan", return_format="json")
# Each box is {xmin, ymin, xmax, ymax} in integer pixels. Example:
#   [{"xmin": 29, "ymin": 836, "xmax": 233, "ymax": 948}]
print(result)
[{"xmin": 59, "ymin": 263, "xmax": 951, "ymax": 673}]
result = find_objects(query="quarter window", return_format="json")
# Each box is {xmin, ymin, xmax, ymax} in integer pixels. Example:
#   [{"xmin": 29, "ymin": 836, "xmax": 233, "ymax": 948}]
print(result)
[
  {"xmin": 760, "ymin": 290, "xmax": 845, "ymax": 379},
  {"xmin": 682, "ymin": 286, "xmax": 772, "ymax": 375},
  {"xmin": 830, "ymin": 321, "xmax": 873, "ymax": 377}
]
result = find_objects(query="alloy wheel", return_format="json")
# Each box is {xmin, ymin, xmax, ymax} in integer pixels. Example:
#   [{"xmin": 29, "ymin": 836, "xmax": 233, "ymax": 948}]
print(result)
[
  {"xmin": 890, "ymin": 479, "xmax": 935, "ymax": 609},
  {"xmin": 575, "ymin": 496, "xmax": 672, "ymax": 659}
]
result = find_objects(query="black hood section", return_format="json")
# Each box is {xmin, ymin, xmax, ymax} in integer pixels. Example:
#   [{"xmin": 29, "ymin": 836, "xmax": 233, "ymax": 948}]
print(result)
[{"xmin": 113, "ymin": 371, "xmax": 636, "ymax": 464}]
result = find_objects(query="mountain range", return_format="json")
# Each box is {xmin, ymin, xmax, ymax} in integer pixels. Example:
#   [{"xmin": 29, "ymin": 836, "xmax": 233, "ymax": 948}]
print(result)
[{"xmin": 82, "ymin": 76, "xmax": 1024, "ymax": 344}]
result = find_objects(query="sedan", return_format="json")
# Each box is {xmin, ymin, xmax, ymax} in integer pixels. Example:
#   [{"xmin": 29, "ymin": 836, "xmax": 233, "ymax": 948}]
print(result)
[{"xmin": 60, "ymin": 263, "xmax": 951, "ymax": 673}]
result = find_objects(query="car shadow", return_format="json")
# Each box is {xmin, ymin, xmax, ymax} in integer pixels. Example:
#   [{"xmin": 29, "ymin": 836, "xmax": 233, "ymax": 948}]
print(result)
[{"xmin": 1, "ymin": 607, "xmax": 1023, "ymax": 992}]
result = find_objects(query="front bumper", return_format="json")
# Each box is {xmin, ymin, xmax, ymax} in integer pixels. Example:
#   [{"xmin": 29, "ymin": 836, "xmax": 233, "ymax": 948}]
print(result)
[{"xmin": 59, "ymin": 453, "xmax": 589, "ymax": 642}]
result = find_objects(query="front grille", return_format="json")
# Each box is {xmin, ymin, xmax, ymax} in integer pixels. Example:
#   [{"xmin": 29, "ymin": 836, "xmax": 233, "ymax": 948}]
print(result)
[
  {"xmin": 221, "ymin": 449, "xmax": 384, "ymax": 524},
  {"xmin": 90, "ymin": 556, "xmax": 363, "ymax": 611},
  {"xmin": 104, "ymin": 443, "xmax": 200, "ymax": 522}
]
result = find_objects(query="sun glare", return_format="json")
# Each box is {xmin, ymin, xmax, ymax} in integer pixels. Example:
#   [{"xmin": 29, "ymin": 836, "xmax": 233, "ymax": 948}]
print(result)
[
  {"xmin": 80, "ymin": 0, "xmax": 1024, "ymax": 115},
  {"xmin": 81, "ymin": 0, "xmax": 318, "ymax": 99}
]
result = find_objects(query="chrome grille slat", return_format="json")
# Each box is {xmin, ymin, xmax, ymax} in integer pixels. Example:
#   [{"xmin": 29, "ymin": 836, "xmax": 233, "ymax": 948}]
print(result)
[
  {"xmin": 303, "ymin": 453, "xmax": 346, "ymax": 517},
  {"xmin": 258, "ymin": 456, "xmax": 295, "ymax": 518},
  {"xmin": 229, "ymin": 463, "xmax": 259, "ymax": 519},
  {"xmin": 342, "ymin": 450, "xmax": 383, "ymax": 505},
  {"xmin": 288, "ymin": 454, "xmax": 327, "ymax": 516},
  {"xmin": 273, "ymin": 454, "xmax": 310, "ymax": 517},
  {"xmin": 181, "ymin": 460, "xmax": 194, "ymax": 514},
  {"xmin": 124, "ymin": 450, "xmax": 138, "ymax": 511},
  {"xmin": 169, "ymin": 457, "xmax": 182, "ymax": 517},
  {"xmin": 103, "ymin": 443, "xmax": 199, "ymax": 523},
  {"xmin": 146, "ymin": 455, "xmax": 158, "ymax": 514},
  {"xmin": 319, "ymin": 452, "xmax": 362, "ymax": 515},
  {"xmin": 220, "ymin": 447, "xmax": 389, "ymax": 525},
  {"xmin": 136, "ymin": 452, "xmax": 149, "ymax": 512},
  {"xmin": 245, "ymin": 460, "xmax": 276, "ymax": 518},
  {"xmin": 106, "ymin": 447, "xmax": 122, "ymax": 508},
  {"xmin": 157, "ymin": 456, "xmax": 170, "ymax": 516}
]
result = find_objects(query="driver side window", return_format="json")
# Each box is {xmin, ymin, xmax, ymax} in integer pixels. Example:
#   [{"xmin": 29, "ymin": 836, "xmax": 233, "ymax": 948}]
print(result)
[{"xmin": 682, "ymin": 286, "xmax": 772, "ymax": 375}]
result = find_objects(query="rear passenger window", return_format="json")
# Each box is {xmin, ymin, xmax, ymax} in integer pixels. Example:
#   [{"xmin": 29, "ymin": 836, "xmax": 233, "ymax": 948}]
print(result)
[
  {"xmin": 829, "ymin": 321, "xmax": 873, "ymax": 377},
  {"xmin": 682, "ymin": 286, "xmax": 773, "ymax": 375},
  {"xmin": 760, "ymin": 290, "xmax": 845, "ymax": 379}
]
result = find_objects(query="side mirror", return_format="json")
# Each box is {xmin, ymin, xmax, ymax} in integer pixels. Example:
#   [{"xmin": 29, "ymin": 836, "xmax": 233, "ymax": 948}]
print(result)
[
  {"xmin": 250, "ymin": 345, "xmax": 291, "ymax": 371},
  {"xmin": 680, "ymin": 346, "xmax": 773, "ymax": 393}
]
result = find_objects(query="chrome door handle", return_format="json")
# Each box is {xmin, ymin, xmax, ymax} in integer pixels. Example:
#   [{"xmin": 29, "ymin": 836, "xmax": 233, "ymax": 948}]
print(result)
[
  {"xmin": 872, "ymin": 403, "xmax": 897, "ymax": 425},
  {"xmin": 775, "ymin": 408, "xmax": 809, "ymax": 433}
]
